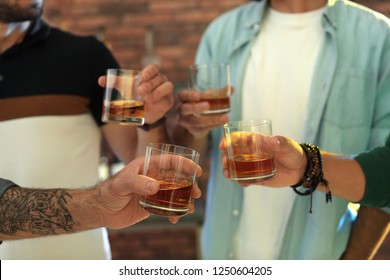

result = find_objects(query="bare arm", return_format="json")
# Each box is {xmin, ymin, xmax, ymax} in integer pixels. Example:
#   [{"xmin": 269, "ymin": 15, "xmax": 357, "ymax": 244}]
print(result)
[
  {"xmin": 220, "ymin": 135, "xmax": 367, "ymax": 204},
  {"xmin": 0, "ymin": 185, "xmax": 101, "ymax": 240},
  {"xmin": 319, "ymin": 152, "xmax": 365, "ymax": 203},
  {"xmin": 0, "ymin": 156, "xmax": 202, "ymax": 241}
]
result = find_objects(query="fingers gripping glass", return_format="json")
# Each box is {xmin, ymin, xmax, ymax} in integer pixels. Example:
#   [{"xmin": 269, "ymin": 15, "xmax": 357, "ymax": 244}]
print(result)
[
  {"xmin": 224, "ymin": 120, "xmax": 276, "ymax": 184},
  {"xmin": 189, "ymin": 63, "xmax": 231, "ymax": 115},
  {"xmin": 139, "ymin": 143, "xmax": 200, "ymax": 217}
]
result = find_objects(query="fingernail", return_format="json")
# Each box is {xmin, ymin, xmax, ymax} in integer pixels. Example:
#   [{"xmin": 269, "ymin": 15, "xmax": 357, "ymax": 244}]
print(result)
[
  {"xmin": 219, "ymin": 115, "xmax": 228, "ymax": 123},
  {"xmin": 202, "ymin": 102, "xmax": 210, "ymax": 109},
  {"xmin": 147, "ymin": 181, "xmax": 158, "ymax": 193}
]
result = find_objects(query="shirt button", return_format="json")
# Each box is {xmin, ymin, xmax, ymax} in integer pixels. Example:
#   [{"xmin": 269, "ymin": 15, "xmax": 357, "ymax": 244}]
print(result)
[
  {"xmin": 232, "ymin": 209, "xmax": 240, "ymax": 216},
  {"xmin": 228, "ymin": 252, "xmax": 234, "ymax": 258}
]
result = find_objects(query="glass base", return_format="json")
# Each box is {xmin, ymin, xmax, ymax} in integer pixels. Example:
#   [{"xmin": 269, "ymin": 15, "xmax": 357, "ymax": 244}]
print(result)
[
  {"xmin": 200, "ymin": 108, "xmax": 230, "ymax": 115},
  {"xmin": 139, "ymin": 200, "xmax": 189, "ymax": 217},
  {"xmin": 231, "ymin": 170, "xmax": 276, "ymax": 185},
  {"xmin": 104, "ymin": 116, "xmax": 144, "ymax": 126}
]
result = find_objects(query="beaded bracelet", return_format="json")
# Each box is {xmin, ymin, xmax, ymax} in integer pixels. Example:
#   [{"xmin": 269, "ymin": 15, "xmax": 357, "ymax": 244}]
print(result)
[{"xmin": 290, "ymin": 143, "xmax": 332, "ymax": 213}]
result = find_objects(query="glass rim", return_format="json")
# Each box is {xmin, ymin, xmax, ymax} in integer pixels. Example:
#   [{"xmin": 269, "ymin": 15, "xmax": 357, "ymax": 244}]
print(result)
[
  {"xmin": 188, "ymin": 62, "xmax": 230, "ymax": 71},
  {"xmin": 146, "ymin": 142, "xmax": 200, "ymax": 157},
  {"xmin": 106, "ymin": 68, "xmax": 140, "ymax": 75},
  {"xmin": 224, "ymin": 119, "xmax": 272, "ymax": 129}
]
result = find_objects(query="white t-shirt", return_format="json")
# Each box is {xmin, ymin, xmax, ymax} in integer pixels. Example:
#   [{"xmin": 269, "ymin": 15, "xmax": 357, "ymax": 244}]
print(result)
[
  {"xmin": 234, "ymin": 7, "xmax": 325, "ymax": 259},
  {"xmin": 0, "ymin": 115, "xmax": 111, "ymax": 260}
]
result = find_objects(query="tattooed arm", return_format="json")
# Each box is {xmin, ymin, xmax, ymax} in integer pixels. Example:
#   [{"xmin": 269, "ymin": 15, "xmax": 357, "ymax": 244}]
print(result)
[
  {"xmin": 0, "ymin": 186, "xmax": 77, "ymax": 240},
  {"xmin": 0, "ymin": 156, "xmax": 202, "ymax": 241}
]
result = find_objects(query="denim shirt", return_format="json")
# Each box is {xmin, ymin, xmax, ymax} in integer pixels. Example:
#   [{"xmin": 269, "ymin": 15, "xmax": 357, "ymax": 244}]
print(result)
[
  {"xmin": 198, "ymin": 0, "xmax": 390, "ymax": 259},
  {"xmin": 0, "ymin": 179, "xmax": 15, "ymax": 198}
]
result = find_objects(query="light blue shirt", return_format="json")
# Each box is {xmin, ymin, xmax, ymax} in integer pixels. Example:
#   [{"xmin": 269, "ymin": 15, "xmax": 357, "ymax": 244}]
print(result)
[{"xmin": 197, "ymin": 0, "xmax": 390, "ymax": 259}]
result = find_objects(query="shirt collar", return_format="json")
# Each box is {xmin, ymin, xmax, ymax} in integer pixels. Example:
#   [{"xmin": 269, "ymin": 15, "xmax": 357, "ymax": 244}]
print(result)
[
  {"xmin": 236, "ymin": 0, "xmax": 338, "ymax": 46},
  {"xmin": 230, "ymin": 0, "xmax": 267, "ymax": 54},
  {"xmin": 322, "ymin": 1, "xmax": 338, "ymax": 33},
  {"xmin": 1, "ymin": 18, "xmax": 50, "ymax": 57}
]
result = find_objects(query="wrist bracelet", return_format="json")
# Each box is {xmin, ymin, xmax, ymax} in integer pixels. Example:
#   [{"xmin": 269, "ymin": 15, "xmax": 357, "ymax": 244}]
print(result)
[
  {"xmin": 290, "ymin": 143, "xmax": 332, "ymax": 213},
  {"xmin": 138, "ymin": 116, "xmax": 166, "ymax": 131}
]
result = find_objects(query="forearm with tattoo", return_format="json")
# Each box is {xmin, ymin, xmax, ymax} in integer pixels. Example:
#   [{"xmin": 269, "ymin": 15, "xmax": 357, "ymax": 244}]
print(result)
[{"xmin": 0, "ymin": 186, "xmax": 75, "ymax": 238}]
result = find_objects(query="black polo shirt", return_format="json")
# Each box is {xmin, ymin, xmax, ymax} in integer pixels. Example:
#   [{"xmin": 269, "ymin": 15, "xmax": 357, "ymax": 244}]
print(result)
[{"xmin": 0, "ymin": 19, "xmax": 119, "ymax": 126}]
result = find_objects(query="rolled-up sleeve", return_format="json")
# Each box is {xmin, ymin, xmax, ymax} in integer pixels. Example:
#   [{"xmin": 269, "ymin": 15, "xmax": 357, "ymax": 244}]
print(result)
[
  {"xmin": 355, "ymin": 135, "xmax": 390, "ymax": 208},
  {"xmin": 0, "ymin": 178, "xmax": 17, "ymax": 244},
  {"xmin": 0, "ymin": 178, "xmax": 16, "ymax": 198}
]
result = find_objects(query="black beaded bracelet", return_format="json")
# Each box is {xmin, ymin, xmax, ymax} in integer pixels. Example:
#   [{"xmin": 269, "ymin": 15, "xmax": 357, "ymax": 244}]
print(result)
[
  {"xmin": 138, "ymin": 116, "xmax": 166, "ymax": 131},
  {"xmin": 290, "ymin": 143, "xmax": 332, "ymax": 213}
]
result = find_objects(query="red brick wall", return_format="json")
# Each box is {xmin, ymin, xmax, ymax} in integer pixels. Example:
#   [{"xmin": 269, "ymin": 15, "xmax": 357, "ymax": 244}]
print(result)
[
  {"xmin": 108, "ymin": 224, "xmax": 199, "ymax": 260},
  {"xmin": 358, "ymin": 0, "xmax": 390, "ymax": 17},
  {"xmin": 42, "ymin": 0, "xmax": 390, "ymax": 88},
  {"xmin": 43, "ymin": 0, "xmax": 248, "ymax": 86}
]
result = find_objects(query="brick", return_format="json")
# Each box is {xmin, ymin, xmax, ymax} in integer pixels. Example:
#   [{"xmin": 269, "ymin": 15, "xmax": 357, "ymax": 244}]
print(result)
[
  {"xmin": 108, "ymin": 225, "xmax": 199, "ymax": 260},
  {"xmin": 149, "ymin": 0, "xmax": 198, "ymax": 11},
  {"xmin": 175, "ymin": 10, "xmax": 221, "ymax": 23},
  {"xmin": 200, "ymin": 0, "xmax": 247, "ymax": 9}
]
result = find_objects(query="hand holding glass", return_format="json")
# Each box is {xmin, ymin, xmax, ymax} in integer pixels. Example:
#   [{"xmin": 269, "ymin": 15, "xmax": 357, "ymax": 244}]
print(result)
[
  {"xmin": 139, "ymin": 143, "xmax": 200, "ymax": 217},
  {"xmin": 102, "ymin": 68, "xmax": 144, "ymax": 125},
  {"xmin": 189, "ymin": 63, "xmax": 231, "ymax": 114},
  {"xmin": 223, "ymin": 120, "xmax": 275, "ymax": 184}
]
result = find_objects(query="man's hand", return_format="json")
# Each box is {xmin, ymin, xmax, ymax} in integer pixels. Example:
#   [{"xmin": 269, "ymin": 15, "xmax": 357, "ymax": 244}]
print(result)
[
  {"xmin": 175, "ymin": 89, "xmax": 229, "ymax": 140},
  {"xmin": 96, "ymin": 155, "xmax": 202, "ymax": 228},
  {"xmin": 220, "ymin": 135, "xmax": 307, "ymax": 187},
  {"xmin": 98, "ymin": 64, "xmax": 174, "ymax": 124}
]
